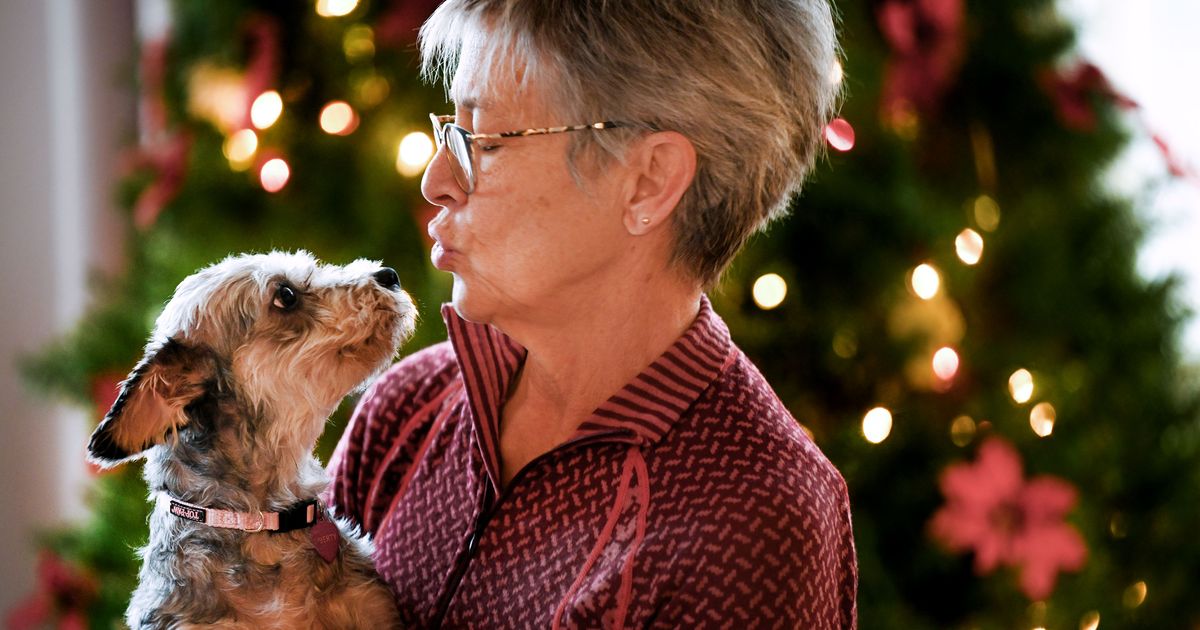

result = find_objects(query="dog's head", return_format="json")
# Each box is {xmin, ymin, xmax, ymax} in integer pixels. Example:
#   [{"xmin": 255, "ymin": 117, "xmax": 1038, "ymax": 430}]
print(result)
[{"xmin": 87, "ymin": 250, "xmax": 415, "ymax": 469}]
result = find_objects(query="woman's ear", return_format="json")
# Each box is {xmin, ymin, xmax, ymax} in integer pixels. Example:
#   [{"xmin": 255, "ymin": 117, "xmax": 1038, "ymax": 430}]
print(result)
[
  {"xmin": 622, "ymin": 131, "xmax": 697, "ymax": 235},
  {"xmin": 87, "ymin": 338, "xmax": 216, "ymax": 468}
]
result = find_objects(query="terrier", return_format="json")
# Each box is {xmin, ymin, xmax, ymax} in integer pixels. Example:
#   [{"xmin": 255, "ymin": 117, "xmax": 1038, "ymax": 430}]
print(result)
[{"xmin": 87, "ymin": 250, "xmax": 413, "ymax": 629}]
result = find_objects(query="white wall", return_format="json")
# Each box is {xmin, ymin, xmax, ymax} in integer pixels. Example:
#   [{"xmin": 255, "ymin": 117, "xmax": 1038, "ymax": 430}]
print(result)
[{"xmin": 0, "ymin": 0, "xmax": 133, "ymax": 612}]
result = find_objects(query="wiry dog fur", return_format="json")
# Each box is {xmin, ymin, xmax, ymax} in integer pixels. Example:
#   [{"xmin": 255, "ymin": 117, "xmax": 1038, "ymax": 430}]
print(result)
[{"xmin": 87, "ymin": 250, "xmax": 414, "ymax": 629}]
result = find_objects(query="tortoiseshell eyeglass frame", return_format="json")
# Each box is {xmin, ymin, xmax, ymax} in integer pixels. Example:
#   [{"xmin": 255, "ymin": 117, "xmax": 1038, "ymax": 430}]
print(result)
[{"xmin": 429, "ymin": 113, "xmax": 625, "ymax": 194}]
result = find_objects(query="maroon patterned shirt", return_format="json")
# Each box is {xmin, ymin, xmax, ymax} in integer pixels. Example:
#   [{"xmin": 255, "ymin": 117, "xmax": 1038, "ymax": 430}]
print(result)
[{"xmin": 327, "ymin": 296, "xmax": 857, "ymax": 628}]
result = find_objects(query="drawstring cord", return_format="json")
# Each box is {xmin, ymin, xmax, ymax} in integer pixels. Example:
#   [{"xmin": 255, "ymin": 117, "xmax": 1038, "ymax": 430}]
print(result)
[{"xmin": 553, "ymin": 446, "xmax": 650, "ymax": 630}]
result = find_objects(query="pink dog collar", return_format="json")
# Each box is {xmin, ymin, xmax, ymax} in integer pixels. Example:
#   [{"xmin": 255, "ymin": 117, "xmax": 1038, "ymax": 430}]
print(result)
[{"xmin": 165, "ymin": 496, "xmax": 322, "ymax": 533}]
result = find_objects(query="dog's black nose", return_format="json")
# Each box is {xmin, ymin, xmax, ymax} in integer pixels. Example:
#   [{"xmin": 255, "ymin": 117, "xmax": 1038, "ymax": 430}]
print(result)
[{"xmin": 373, "ymin": 267, "xmax": 400, "ymax": 290}]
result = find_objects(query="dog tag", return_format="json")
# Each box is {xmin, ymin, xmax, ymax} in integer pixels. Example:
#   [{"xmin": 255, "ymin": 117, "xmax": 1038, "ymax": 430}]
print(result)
[{"xmin": 310, "ymin": 519, "xmax": 340, "ymax": 563}]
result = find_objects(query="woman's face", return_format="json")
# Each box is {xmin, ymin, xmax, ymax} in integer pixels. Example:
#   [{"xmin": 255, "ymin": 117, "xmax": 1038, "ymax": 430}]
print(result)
[{"xmin": 421, "ymin": 33, "xmax": 632, "ymax": 329}]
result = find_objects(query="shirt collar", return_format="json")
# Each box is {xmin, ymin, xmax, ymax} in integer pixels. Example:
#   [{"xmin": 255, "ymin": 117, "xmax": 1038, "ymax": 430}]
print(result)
[{"xmin": 443, "ymin": 295, "xmax": 734, "ymax": 480}]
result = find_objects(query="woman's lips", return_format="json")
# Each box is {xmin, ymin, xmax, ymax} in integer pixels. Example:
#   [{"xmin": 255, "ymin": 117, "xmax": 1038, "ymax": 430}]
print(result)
[{"xmin": 431, "ymin": 241, "xmax": 459, "ymax": 270}]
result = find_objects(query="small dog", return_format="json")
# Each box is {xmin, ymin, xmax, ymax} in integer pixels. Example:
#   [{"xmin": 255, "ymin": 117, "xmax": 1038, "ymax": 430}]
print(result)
[{"xmin": 87, "ymin": 250, "xmax": 413, "ymax": 629}]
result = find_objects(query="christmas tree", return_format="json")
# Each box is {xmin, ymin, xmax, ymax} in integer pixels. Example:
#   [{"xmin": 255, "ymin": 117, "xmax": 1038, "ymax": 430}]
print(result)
[{"xmin": 14, "ymin": 0, "xmax": 1200, "ymax": 628}]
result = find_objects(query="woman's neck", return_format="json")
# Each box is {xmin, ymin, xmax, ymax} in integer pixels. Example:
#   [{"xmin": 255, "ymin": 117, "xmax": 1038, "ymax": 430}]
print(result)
[{"xmin": 499, "ymin": 278, "xmax": 702, "ymax": 438}]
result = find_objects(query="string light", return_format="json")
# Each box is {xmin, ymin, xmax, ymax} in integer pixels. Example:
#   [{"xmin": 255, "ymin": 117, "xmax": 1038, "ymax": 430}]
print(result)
[
  {"xmin": 932, "ymin": 347, "xmax": 959, "ymax": 381},
  {"xmin": 222, "ymin": 129, "xmax": 258, "ymax": 171},
  {"xmin": 862, "ymin": 407, "xmax": 893, "ymax": 444},
  {"xmin": 250, "ymin": 91, "xmax": 283, "ymax": 130},
  {"xmin": 829, "ymin": 60, "xmax": 844, "ymax": 85},
  {"xmin": 1123, "ymin": 581, "xmax": 1147, "ymax": 608},
  {"xmin": 1030, "ymin": 402, "xmax": 1056, "ymax": 437},
  {"xmin": 319, "ymin": 101, "xmax": 358, "ymax": 135},
  {"xmin": 1009, "ymin": 368, "xmax": 1034, "ymax": 403},
  {"xmin": 956, "ymin": 228, "xmax": 984, "ymax": 265},
  {"xmin": 910, "ymin": 263, "xmax": 941, "ymax": 300},
  {"xmin": 316, "ymin": 0, "xmax": 358, "ymax": 18},
  {"xmin": 974, "ymin": 194, "xmax": 1001, "ymax": 232},
  {"xmin": 950, "ymin": 415, "xmax": 975, "ymax": 447},
  {"xmin": 824, "ymin": 117, "xmax": 855, "ymax": 152},
  {"xmin": 1080, "ymin": 611, "xmax": 1100, "ymax": 630},
  {"xmin": 396, "ymin": 131, "xmax": 435, "ymax": 176},
  {"xmin": 752, "ymin": 273, "xmax": 788, "ymax": 310},
  {"xmin": 343, "ymin": 25, "xmax": 375, "ymax": 61},
  {"xmin": 259, "ymin": 158, "xmax": 290, "ymax": 193}
]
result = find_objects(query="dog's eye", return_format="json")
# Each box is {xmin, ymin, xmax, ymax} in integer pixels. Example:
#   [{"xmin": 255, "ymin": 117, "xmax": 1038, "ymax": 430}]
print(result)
[{"xmin": 273, "ymin": 285, "xmax": 300, "ymax": 311}]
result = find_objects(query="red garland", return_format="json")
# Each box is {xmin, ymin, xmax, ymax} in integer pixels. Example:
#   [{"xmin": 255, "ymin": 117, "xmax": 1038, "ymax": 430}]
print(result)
[
  {"xmin": 124, "ymin": 38, "xmax": 191, "ymax": 231},
  {"xmin": 875, "ymin": 0, "xmax": 966, "ymax": 126},
  {"xmin": 1041, "ymin": 60, "xmax": 1199, "ymax": 185},
  {"xmin": 238, "ymin": 15, "xmax": 282, "ymax": 131}
]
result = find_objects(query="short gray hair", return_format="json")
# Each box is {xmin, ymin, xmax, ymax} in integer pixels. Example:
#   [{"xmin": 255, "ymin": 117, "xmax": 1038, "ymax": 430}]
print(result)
[{"xmin": 419, "ymin": 0, "xmax": 841, "ymax": 288}]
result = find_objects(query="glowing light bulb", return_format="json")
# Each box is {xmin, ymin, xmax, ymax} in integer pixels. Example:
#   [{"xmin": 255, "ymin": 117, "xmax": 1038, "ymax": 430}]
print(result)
[
  {"xmin": 396, "ymin": 131, "xmax": 435, "ymax": 177},
  {"xmin": 862, "ymin": 407, "xmax": 893, "ymax": 444},
  {"xmin": 1080, "ymin": 611, "xmax": 1100, "ymax": 630},
  {"xmin": 950, "ymin": 415, "xmax": 975, "ymax": 447},
  {"xmin": 910, "ymin": 263, "xmax": 940, "ymax": 300},
  {"xmin": 1030, "ymin": 402, "xmax": 1056, "ymax": 437},
  {"xmin": 829, "ymin": 60, "xmax": 844, "ymax": 85},
  {"xmin": 1123, "ymin": 581, "xmax": 1147, "ymax": 608},
  {"xmin": 222, "ymin": 129, "xmax": 258, "ymax": 170},
  {"xmin": 932, "ymin": 347, "xmax": 959, "ymax": 381},
  {"xmin": 250, "ymin": 91, "xmax": 283, "ymax": 130},
  {"xmin": 1009, "ymin": 369, "xmax": 1034, "ymax": 403},
  {"xmin": 319, "ymin": 101, "xmax": 358, "ymax": 135},
  {"xmin": 343, "ymin": 25, "xmax": 375, "ymax": 61},
  {"xmin": 824, "ymin": 117, "xmax": 855, "ymax": 152},
  {"xmin": 752, "ymin": 273, "xmax": 788, "ymax": 310},
  {"xmin": 316, "ymin": 0, "xmax": 358, "ymax": 17},
  {"xmin": 956, "ymin": 228, "xmax": 984, "ymax": 265},
  {"xmin": 974, "ymin": 194, "xmax": 1001, "ymax": 232},
  {"xmin": 259, "ymin": 158, "xmax": 290, "ymax": 193}
]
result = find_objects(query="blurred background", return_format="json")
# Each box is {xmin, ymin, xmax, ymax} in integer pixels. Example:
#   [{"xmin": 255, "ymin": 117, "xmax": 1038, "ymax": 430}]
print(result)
[{"xmin": 1, "ymin": 0, "xmax": 1197, "ymax": 628}]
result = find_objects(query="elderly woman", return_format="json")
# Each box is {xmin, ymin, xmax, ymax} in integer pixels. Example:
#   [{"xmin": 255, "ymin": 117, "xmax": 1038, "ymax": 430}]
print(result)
[{"xmin": 327, "ymin": 0, "xmax": 856, "ymax": 627}]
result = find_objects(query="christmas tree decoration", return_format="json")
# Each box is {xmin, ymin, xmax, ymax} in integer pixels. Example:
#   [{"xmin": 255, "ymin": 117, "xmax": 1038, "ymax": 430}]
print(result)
[
  {"xmin": 909, "ymin": 263, "xmax": 941, "ymax": 300},
  {"xmin": 1029, "ymin": 402, "xmax": 1056, "ymax": 437},
  {"xmin": 931, "ymin": 346, "xmax": 959, "ymax": 382},
  {"xmin": 875, "ymin": 0, "xmax": 965, "ymax": 129},
  {"xmin": 319, "ymin": 100, "xmax": 359, "ymax": 135},
  {"xmin": 316, "ymin": 0, "xmax": 360, "ymax": 19},
  {"xmin": 15, "ymin": 0, "xmax": 1200, "ymax": 626},
  {"xmin": 929, "ymin": 438, "xmax": 1087, "ymax": 601},
  {"xmin": 824, "ymin": 117, "xmax": 856, "ymax": 152},
  {"xmin": 1009, "ymin": 369, "xmax": 1035, "ymax": 404},
  {"xmin": 862, "ymin": 407, "xmax": 894, "ymax": 444},
  {"xmin": 751, "ymin": 273, "xmax": 788, "ymax": 310},
  {"xmin": 249, "ymin": 90, "xmax": 283, "ymax": 130},
  {"xmin": 258, "ymin": 157, "xmax": 290, "ymax": 192},
  {"xmin": 396, "ymin": 131, "xmax": 435, "ymax": 176},
  {"xmin": 955, "ymin": 228, "xmax": 984, "ymax": 265}
]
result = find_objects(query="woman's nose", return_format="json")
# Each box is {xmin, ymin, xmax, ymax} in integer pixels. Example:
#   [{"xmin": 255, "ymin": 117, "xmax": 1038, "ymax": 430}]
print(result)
[{"xmin": 421, "ymin": 146, "xmax": 467, "ymax": 208}]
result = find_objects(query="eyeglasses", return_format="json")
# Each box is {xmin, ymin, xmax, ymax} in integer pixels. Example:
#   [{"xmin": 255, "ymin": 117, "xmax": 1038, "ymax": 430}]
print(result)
[{"xmin": 429, "ymin": 113, "xmax": 624, "ymax": 194}]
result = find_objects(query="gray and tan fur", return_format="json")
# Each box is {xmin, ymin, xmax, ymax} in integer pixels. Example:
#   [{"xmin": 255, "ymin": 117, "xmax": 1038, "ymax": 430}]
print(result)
[{"xmin": 87, "ymin": 250, "xmax": 413, "ymax": 629}]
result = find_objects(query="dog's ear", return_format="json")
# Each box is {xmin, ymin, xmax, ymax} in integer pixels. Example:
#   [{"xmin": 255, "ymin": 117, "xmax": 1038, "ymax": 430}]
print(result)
[{"xmin": 87, "ymin": 337, "xmax": 217, "ymax": 468}]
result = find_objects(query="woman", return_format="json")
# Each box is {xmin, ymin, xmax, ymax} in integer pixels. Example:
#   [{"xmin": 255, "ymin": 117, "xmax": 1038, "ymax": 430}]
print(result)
[{"xmin": 327, "ymin": 1, "xmax": 856, "ymax": 627}]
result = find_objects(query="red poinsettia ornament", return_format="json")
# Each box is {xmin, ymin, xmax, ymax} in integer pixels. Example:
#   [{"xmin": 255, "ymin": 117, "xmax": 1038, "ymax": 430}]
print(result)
[{"xmin": 929, "ymin": 437, "xmax": 1087, "ymax": 600}]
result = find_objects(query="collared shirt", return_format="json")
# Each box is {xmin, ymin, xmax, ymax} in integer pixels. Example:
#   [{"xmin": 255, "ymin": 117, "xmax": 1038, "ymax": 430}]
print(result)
[{"xmin": 327, "ymin": 296, "xmax": 857, "ymax": 628}]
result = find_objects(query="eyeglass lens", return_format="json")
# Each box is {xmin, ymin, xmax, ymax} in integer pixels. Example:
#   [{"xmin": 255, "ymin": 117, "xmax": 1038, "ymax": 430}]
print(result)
[{"xmin": 444, "ymin": 126, "xmax": 473, "ymax": 193}]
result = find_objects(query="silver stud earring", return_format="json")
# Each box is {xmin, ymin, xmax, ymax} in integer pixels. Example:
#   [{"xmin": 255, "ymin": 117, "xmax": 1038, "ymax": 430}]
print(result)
[{"xmin": 640, "ymin": 217, "xmax": 651, "ymax": 225}]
